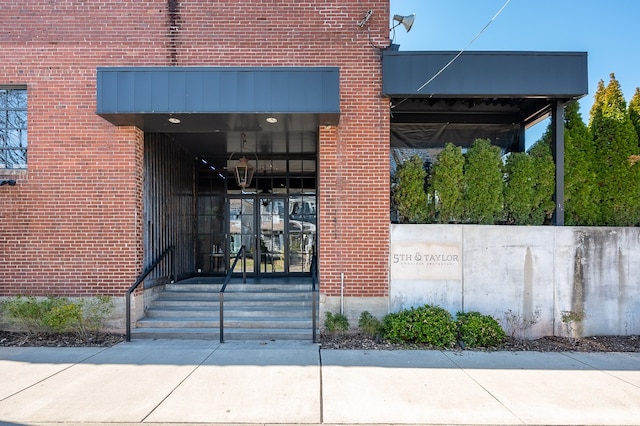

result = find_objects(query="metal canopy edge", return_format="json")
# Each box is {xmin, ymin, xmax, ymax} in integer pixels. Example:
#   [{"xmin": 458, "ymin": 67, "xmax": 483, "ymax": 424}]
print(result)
[
  {"xmin": 382, "ymin": 51, "xmax": 588, "ymax": 98},
  {"xmin": 96, "ymin": 66, "xmax": 340, "ymax": 132}
]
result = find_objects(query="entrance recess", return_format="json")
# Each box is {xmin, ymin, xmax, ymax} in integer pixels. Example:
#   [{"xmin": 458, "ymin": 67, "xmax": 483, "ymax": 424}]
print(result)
[{"xmin": 98, "ymin": 67, "xmax": 335, "ymax": 279}]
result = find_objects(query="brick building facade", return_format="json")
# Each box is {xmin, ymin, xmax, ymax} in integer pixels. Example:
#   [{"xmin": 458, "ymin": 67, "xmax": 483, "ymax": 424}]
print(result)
[
  {"xmin": 1, "ymin": 1, "xmax": 591, "ymax": 338},
  {"xmin": 1, "ymin": 1, "xmax": 392, "ymax": 328}
]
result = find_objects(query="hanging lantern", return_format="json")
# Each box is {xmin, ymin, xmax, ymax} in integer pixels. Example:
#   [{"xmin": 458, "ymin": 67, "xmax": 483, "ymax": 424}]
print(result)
[{"xmin": 234, "ymin": 156, "xmax": 255, "ymax": 188}]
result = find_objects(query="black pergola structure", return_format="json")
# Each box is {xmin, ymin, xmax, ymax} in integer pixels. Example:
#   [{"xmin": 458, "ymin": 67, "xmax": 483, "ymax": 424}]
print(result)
[{"xmin": 382, "ymin": 51, "xmax": 588, "ymax": 225}]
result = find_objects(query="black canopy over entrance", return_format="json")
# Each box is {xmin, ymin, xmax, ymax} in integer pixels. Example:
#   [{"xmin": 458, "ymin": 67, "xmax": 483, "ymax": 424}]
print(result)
[
  {"xmin": 96, "ymin": 66, "xmax": 339, "ymax": 133},
  {"xmin": 382, "ymin": 51, "xmax": 588, "ymax": 225}
]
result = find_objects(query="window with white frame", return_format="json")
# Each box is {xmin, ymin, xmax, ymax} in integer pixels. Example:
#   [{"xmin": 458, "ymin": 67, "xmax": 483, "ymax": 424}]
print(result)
[{"xmin": 0, "ymin": 88, "xmax": 27, "ymax": 169}]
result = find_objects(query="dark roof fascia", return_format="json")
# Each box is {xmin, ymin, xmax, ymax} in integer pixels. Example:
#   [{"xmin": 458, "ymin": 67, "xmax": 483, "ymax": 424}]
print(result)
[{"xmin": 382, "ymin": 51, "xmax": 588, "ymax": 99}]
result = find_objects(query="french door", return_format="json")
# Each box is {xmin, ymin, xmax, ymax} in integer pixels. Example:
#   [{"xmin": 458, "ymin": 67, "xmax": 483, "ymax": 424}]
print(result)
[{"xmin": 228, "ymin": 195, "xmax": 315, "ymax": 275}]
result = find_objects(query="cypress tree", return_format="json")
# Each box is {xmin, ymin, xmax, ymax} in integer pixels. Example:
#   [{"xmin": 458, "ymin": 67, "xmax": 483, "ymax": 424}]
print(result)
[
  {"xmin": 463, "ymin": 139, "xmax": 503, "ymax": 224},
  {"xmin": 504, "ymin": 152, "xmax": 536, "ymax": 224},
  {"xmin": 563, "ymin": 101, "xmax": 600, "ymax": 225},
  {"xmin": 629, "ymin": 87, "xmax": 640, "ymax": 145},
  {"xmin": 589, "ymin": 73, "xmax": 640, "ymax": 226},
  {"xmin": 428, "ymin": 143, "xmax": 465, "ymax": 223},
  {"xmin": 394, "ymin": 155, "xmax": 428, "ymax": 223},
  {"xmin": 527, "ymin": 137, "xmax": 556, "ymax": 225},
  {"xmin": 589, "ymin": 79, "xmax": 606, "ymax": 126}
]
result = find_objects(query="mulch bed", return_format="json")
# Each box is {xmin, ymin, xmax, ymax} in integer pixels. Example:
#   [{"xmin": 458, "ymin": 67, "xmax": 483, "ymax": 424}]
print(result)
[
  {"xmin": 2, "ymin": 330, "xmax": 639, "ymax": 352},
  {"xmin": 319, "ymin": 332, "xmax": 640, "ymax": 352},
  {"xmin": 0, "ymin": 331, "xmax": 125, "ymax": 347}
]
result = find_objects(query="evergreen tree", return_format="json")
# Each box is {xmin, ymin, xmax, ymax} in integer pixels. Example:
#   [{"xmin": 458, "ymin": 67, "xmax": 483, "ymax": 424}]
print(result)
[
  {"xmin": 504, "ymin": 152, "xmax": 535, "ymax": 224},
  {"xmin": 563, "ymin": 101, "xmax": 600, "ymax": 225},
  {"xmin": 629, "ymin": 87, "xmax": 640, "ymax": 145},
  {"xmin": 428, "ymin": 143, "xmax": 465, "ymax": 223},
  {"xmin": 527, "ymin": 137, "xmax": 556, "ymax": 225},
  {"xmin": 394, "ymin": 155, "xmax": 428, "ymax": 223},
  {"xmin": 463, "ymin": 139, "xmax": 503, "ymax": 224},
  {"xmin": 589, "ymin": 73, "xmax": 640, "ymax": 226},
  {"xmin": 589, "ymin": 79, "xmax": 606, "ymax": 126}
]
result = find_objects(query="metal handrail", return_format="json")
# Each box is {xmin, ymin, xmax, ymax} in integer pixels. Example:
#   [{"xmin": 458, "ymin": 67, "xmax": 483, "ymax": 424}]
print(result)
[
  {"xmin": 311, "ymin": 251, "xmax": 319, "ymax": 343},
  {"xmin": 125, "ymin": 245, "xmax": 175, "ymax": 342},
  {"xmin": 219, "ymin": 245, "xmax": 247, "ymax": 343}
]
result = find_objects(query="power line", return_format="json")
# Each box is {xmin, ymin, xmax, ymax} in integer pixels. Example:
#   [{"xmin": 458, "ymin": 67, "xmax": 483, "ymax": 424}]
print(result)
[{"xmin": 414, "ymin": 0, "xmax": 512, "ymax": 93}]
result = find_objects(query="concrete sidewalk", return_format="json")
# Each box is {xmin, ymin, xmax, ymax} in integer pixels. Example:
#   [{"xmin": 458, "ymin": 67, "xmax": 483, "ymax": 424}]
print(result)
[{"xmin": 0, "ymin": 340, "xmax": 639, "ymax": 425}]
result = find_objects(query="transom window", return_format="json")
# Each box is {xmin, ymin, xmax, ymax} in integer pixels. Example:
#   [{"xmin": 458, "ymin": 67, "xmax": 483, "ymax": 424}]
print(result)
[{"xmin": 0, "ymin": 88, "xmax": 27, "ymax": 169}]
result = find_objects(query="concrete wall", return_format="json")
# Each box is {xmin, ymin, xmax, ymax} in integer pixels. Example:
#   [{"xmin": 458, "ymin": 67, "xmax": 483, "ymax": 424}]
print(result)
[{"xmin": 390, "ymin": 224, "xmax": 640, "ymax": 338}]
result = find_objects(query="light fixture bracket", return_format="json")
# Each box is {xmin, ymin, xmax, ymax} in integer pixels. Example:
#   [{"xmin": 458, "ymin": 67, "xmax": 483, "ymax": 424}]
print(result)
[{"xmin": 358, "ymin": 9, "xmax": 373, "ymax": 27}]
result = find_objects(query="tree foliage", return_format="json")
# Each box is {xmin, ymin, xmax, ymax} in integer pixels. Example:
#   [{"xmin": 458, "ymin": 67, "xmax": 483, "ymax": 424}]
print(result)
[
  {"xmin": 504, "ymin": 152, "xmax": 536, "ymax": 224},
  {"xmin": 463, "ymin": 139, "xmax": 504, "ymax": 224},
  {"xmin": 428, "ymin": 143, "xmax": 465, "ymax": 223},
  {"xmin": 388, "ymin": 73, "xmax": 640, "ymax": 227},
  {"xmin": 629, "ymin": 87, "xmax": 640, "ymax": 145},
  {"xmin": 563, "ymin": 101, "xmax": 600, "ymax": 225},
  {"xmin": 589, "ymin": 73, "xmax": 640, "ymax": 226},
  {"xmin": 394, "ymin": 155, "xmax": 428, "ymax": 223},
  {"xmin": 528, "ymin": 139, "xmax": 556, "ymax": 225}
]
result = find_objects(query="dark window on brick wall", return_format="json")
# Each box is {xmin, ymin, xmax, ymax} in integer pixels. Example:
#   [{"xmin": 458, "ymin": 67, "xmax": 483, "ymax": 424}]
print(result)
[{"xmin": 0, "ymin": 88, "xmax": 27, "ymax": 169}]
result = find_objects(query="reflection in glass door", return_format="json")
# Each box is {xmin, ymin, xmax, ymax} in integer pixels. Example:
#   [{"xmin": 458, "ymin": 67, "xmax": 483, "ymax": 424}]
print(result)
[
  {"xmin": 229, "ymin": 198, "xmax": 255, "ymax": 272},
  {"xmin": 259, "ymin": 198, "xmax": 285, "ymax": 273},
  {"xmin": 228, "ymin": 195, "xmax": 316, "ymax": 275},
  {"xmin": 197, "ymin": 195, "xmax": 225, "ymax": 274},
  {"xmin": 288, "ymin": 195, "xmax": 316, "ymax": 273}
]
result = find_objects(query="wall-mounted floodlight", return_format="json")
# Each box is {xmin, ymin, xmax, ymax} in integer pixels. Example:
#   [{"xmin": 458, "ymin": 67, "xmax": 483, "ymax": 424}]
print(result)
[
  {"xmin": 357, "ymin": 10, "xmax": 415, "ymax": 50},
  {"xmin": 391, "ymin": 14, "xmax": 415, "ymax": 32}
]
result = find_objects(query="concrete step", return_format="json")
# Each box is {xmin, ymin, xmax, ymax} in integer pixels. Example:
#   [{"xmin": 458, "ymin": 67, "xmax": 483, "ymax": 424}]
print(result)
[
  {"xmin": 157, "ymin": 288, "xmax": 313, "ymax": 296},
  {"xmin": 152, "ymin": 292, "xmax": 313, "ymax": 307},
  {"xmin": 137, "ymin": 316, "xmax": 313, "ymax": 329},
  {"xmin": 130, "ymin": 327, "xmax": 318, "ymax": 341},
  {"xmin": 144, "ymin": 306, "xmax": 313, "ymax": 318},
  {"xmin": 134, "ymin": 277, "xmax": 319, "ymax": 342}
]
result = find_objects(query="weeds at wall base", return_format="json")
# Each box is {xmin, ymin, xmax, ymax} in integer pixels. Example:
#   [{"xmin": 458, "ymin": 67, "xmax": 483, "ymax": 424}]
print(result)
[{"xmin": 0, "ymin": 296, "xmax": 114, "ymax": 343}]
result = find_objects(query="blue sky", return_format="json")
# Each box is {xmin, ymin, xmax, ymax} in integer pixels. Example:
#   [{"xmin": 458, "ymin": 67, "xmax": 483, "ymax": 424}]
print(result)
[{"xmin": 389, "ymin": 0, "xmax": 640, "ymax": 144}]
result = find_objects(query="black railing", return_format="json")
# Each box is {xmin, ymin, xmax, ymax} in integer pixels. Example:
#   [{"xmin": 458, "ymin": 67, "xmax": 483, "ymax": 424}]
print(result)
[
  {"xmin": 219, "ymin": 245, "xmax": 247, "ymax": 343},
  {"xmin": 125, "ymin": 245, "xmax": 175, "ymax": 342},
  {"xmin": 311, "ymin": 252, "xmax": 319, "ymax": 343}
]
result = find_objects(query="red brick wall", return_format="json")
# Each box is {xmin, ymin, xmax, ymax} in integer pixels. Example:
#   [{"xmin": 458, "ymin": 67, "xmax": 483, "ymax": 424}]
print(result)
[{"xmin": 0, "ymin": 0, "xmax": 390, "ymax": 297}]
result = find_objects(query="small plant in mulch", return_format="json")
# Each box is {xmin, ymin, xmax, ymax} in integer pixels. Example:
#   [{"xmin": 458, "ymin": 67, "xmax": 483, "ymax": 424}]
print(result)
[
  {"xmin": 358, "ymin": 311, "xmax": 382, "ymax": 338},
  {"xmin": 324, "ymin": 311, "xmax": 350, "ymax": 334}
]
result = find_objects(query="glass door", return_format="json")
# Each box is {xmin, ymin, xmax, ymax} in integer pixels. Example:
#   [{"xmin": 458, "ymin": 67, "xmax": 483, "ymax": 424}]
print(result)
[
  {"xmin": 259, "ymin": 197, "xmax": 286, "ymax": 274},
  {"xmin": 288, "ymin": 195, "xmax": 316, "ymax": 273},
  {"xmin": 227, "ymin": 195, "xmax": 316, "ymax": 275},
  {"xmin": 228, "ymin": 197, "xmax": 256, "ymax": 274}
]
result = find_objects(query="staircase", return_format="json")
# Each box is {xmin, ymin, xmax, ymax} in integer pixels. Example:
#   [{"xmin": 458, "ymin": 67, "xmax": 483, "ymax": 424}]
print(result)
[{"xmin": 130, "ymin": 276, "xmax": 319, "ymax": 341}]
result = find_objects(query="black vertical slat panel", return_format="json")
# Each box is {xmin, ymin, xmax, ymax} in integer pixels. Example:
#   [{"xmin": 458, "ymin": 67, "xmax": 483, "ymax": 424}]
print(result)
[{"xmin": 143, "ymin": 133, "xmax": 195, "ymax": 287}]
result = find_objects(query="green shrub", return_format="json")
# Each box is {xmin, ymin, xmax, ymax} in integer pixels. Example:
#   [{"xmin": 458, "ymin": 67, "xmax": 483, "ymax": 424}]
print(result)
[
  {"xmin": 76, "ymin": 296, "xmax": 114, "ymax": 339},
  {"xmin": 1, "ymin": 295, "xmax": 114, "ymax": 340},
  {"xmin": 358, "ymin": 311, "xmax": 381, "ymax": 337},
  {"xmin": 324, "ymin": 311, "xmax": 349, "ymax": 333},
  {"xmin": 1, "ymin": 296, "xmax": 78, "ymax": 334},
  {"xmin": 381, "ymin": 305, "xmax": 457, "ymax": 348},
  {"xmin": 456, "ymin": 311, "xmax": 506, "ymax": 348}
]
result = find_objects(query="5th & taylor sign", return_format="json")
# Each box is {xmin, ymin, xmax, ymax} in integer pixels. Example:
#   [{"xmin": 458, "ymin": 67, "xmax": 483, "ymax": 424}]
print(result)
[{"xmin": 390, "ymin": 242, "xmax": 462, "ymax": 280}]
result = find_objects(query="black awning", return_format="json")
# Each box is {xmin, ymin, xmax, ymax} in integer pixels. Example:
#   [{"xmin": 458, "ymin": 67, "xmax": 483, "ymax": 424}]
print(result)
[{"xmin": 96, "ymin": 66, "xmax": 340, "ymax": 132}]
